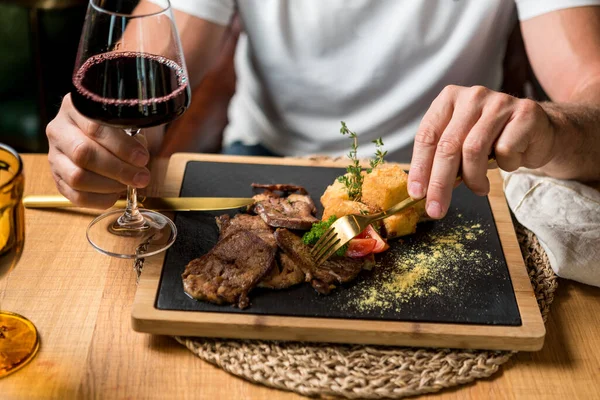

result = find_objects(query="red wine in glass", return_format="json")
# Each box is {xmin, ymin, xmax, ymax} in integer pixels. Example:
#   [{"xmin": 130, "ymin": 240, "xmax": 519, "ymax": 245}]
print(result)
[
  {"xmin": 72, "ymin": 0, "xmax": 191, "ymax": 258},
  {"xmin": 72, "ymin": 51, "xmax": 190, "ymax": 129}
]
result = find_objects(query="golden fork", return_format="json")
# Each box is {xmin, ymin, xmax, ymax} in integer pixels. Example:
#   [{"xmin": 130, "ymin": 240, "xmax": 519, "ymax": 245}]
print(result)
[
  {"xmin": 310, "ymin": 156, "xmax": 496, "ymax": 265},
  {"xmin": 310, "ymin": 196, "xmax": 423, "ymax": 265}
]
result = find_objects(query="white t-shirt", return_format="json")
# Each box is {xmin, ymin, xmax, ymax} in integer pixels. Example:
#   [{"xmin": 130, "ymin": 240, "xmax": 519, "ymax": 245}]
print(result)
[{"xmin": 169, "ymin": 0, "xmax": 600, "ymax": 158}]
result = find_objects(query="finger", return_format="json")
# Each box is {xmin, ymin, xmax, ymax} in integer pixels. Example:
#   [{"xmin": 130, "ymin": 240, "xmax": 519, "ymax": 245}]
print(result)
[
  {"xmin": 497, "ymin": 99, "xmax": 555, "ymax": 172},
  {"xmin": 461, "ymin": 98, "xmax": 513, "ymax": 195},
  {"xmin": 426, "ymin": 88, "xmax": 489, "ymax": 218},
  {"xmin": 54, "ymin": 123, "xmax": 151, "ymax": 188},
  {"xmin": 51, "ymin": 149, "xmax": 127, "ymax": 194},
  {"xmin": 53, "ymin": 173, "xmax": 120, "ymax": 209},
  {"xmin": 493, "ymin": 102, "xmax": 537, "ymax": 172},
  {"xmin": 408, "ymin": 86, "xmax": 456, "ymax": 199},
  {"xmin": 63, "ymin": 94, "xmax": 150, "ymax": 168}
]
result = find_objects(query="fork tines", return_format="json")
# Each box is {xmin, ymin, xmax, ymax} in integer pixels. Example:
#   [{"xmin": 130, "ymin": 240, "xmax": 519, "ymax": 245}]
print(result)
[{"xmin": 310, "ymin": 227, "xmax": 341, "ymax": 265}]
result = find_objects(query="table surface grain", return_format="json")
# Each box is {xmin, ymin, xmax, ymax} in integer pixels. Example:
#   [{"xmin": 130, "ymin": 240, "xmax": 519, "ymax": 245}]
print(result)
[{"xmin": 2, "ymin": 154, "xmax": 599, "ymax": 400}]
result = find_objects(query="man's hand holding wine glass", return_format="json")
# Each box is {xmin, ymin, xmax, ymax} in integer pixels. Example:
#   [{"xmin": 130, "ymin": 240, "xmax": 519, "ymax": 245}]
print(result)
[
  {"xmin": 46, "ymin": 93, "xmax": 151, "ymax": 210},
  {"xmin": 45, "ymin": 0, "xmax": 194, "ymax": 258}
]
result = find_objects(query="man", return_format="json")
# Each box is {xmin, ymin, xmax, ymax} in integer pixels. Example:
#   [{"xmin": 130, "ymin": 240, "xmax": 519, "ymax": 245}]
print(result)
[{"xmin": 46, "ymin": 0, "xmax": 600, "ymax": 221}]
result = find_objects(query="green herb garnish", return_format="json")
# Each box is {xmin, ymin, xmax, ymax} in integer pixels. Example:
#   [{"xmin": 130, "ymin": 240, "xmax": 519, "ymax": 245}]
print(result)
[
  {"xmin": 368, "ymin": 137, "xmax": 387, "ymax": 172},
  {"xmin": 337, "ymin": 121, "xmax": 387, "ymax": 201},
  {"xmin": 303, "ymin": 215, "xmax": 348, "ymax": 257},
  {"xmin": 337, "ymin": 121, "xmax": 364, "ymax": 201}
]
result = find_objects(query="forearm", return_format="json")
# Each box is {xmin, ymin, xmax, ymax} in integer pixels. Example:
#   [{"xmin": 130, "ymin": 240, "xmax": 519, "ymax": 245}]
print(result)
[
  {"xmin": 130, "ymin": 7, "xmax": 229, "ymax": 153},
  {"xmin": 130, "ymin": 4, "xmax": 227, "ymax": 87},
  {"xmin": 539, "ymin": 87, "xmax": 600, "ymax": 182},
  {"xmin": 519, "ymin": 7, "xmax": 600, "ymax": 182},
  {"xmin": 158, "ymin": 15, "xmax": 240, "ymax": 157},
  {"xmin": 174, "ymin": 10, "xmax": 229, "ymax": 88}
]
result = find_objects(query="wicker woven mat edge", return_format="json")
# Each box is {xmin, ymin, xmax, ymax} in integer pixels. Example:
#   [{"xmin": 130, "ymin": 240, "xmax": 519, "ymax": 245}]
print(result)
[{"xmin": 157, "ymin": 222, "xmax": 558, "ymax": 399}]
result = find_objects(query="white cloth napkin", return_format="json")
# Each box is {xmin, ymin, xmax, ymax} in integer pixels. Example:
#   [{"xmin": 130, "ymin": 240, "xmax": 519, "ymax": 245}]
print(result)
[{"xmin": 502, "ymin": 169, "xmax": 600, "ymax": 288}]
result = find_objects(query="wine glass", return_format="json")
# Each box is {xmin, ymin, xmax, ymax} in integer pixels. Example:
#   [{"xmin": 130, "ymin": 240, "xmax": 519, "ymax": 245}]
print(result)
[
  {"xmin": 0, "ymin": 143, "xmax": 39, "ymax": 378},
  {"xmin": 71, "ymin": 0, "xmax": 191, "ymax": 258}
]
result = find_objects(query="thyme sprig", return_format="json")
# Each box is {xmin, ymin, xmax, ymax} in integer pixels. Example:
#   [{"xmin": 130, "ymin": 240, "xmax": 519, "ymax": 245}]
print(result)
[
  {"xmin": 337, "ymin": 121, "xmax": 363, "ymax": 201},
  {"xmin": 337, "ymin": 121, "xmax": 387, "ymax": 201},
  {"xmin": 369, "ymin": 138, "xmax": 387, "ymax": 172}
]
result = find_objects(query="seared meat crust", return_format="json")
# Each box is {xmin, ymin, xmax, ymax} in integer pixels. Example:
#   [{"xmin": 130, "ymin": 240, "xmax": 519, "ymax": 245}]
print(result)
[
  {"xmin": 273, "ymin": 228, "xmax": 364, "ymax": 294},
  {"xmin": 258, "ymin": 252, "xmax": 305, "ymax": 289},
  {"xmin": 216, "ymin": 214, "xmax": 276, "ymax": 246},
  {"xmin": 251, "ymin": 183, "xmax": 308, "ymax": 194},
  {"xmin": 182, "ymin": 230, "xmax": 276, "ymax": 308},
  {"xmin": 250, "ymin": 183, "xmax": 319, "ymax": 230},
  {"xmin": 253, "ymin": 196, "xmax": 319, "ymax": 230}
]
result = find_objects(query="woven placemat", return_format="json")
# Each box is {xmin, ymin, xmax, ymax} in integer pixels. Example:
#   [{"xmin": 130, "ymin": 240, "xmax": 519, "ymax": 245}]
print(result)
[{"xmin": 165, "ymin": 222, "xmax": 557, "ymax": 399}]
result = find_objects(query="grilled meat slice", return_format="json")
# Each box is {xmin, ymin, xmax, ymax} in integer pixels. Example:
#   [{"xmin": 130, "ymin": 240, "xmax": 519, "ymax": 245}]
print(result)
[
  {"xmin": 287, "ymin": 193, "xmax": 317, "ymax": 214},
  {"xmin": 216, "ymin": 214, "xmax": 276, "ymax": 247},
  {"xmin": 251, "ymin": 183, "xmax": 308, "ymax": 194},
  {"xmin": 182, "ymin": 230, "xmax": 276, "ymax": 308},
  {"xmin": 216, "ymin": 213, "xmax": 287, "ymax": 289},
  {"xmin": 215, "ymin": 214, "xmax": 230, "ymax": 232},
  {"xmin": 253, "ymin": 194, "xmax": 319, "ymax": 230},
  {"xmin": 273, "ymin": 228, "xmax": 364, "ymax": 294},
  {"xmin": 251, "ymin": 190, "xmax": 278, "ymax": 204},
  {"xmin": 249, "ymin": 183, "xmax": 318, "ymax": 230},
  {"xmin": 258, "ymin": 252, "xmax": 305, "ymax": 289},
  {"xmin": 217, "ymin": 214, "xmax": 304, "ymax": 289},
  {"xmin": 309, "ymin": 257, "xmax": 365, "ymax": 294}
]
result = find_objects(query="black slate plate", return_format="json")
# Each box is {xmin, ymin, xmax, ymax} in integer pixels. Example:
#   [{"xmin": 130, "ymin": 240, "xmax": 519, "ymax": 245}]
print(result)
[{"xmin": 156, "ymin": 161, "xmax": 521, "ymax": 326}]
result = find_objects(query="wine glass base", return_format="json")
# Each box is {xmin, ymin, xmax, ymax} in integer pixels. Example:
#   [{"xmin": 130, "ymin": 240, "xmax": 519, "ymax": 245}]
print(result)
[
  {"xmin": 86, "ymin": 208, "xmax": 176, "ymax": 259},
  {"xmin": 0, "ymin": 311, "xmax": 40, "ymax": 378}
]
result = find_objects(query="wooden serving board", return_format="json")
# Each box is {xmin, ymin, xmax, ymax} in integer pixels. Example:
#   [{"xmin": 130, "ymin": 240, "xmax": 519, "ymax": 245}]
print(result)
[{"xmin": 131, "ymin": 153, "xmax": 545, "ymax": 351}]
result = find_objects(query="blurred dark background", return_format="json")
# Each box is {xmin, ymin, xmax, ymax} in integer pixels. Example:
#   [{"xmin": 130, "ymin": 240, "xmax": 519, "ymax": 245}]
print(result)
[{"xmin": 0, "ymin": 0, "xmax": 87, "ymax": 153}]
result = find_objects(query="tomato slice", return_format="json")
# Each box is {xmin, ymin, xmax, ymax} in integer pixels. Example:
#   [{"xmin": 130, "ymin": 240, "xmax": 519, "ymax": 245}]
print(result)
[
  {"xmin": 356, "ymin": 225, "xmax": 389, "ymax": 253},
  {"xmin": 346, "ymin": 238, "xmax": 377, "ymax": 257},
  {"xmin": 371, "ymin": 237, "xmax": 389, "ymax": 253}
]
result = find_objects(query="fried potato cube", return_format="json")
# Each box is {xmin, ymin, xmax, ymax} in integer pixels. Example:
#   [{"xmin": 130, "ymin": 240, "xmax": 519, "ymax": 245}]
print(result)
[
  {"xmin": 320, "ymin": 163, "xmax": 425, "ymax": 239},
  {"xmin": 361, "ymin": 164, "xmax": 409, "ymax": 211},
  {"xmin": 383, "ymin": 205, "xmax": 422, "ymax": 238},
  {"xmin": 321, "ymin": 175, "xmax": 374, "ymax": 221},
  {"xmin": 322, "ymin": 200, "xmax": 371, "ymax": 221},
  {"xmin": 320, "ymin": 179, "xmax": 349, "ymax": 210}
]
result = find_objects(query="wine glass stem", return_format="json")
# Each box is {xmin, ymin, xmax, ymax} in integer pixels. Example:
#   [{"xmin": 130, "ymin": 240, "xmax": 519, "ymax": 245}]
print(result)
[{"xmin": 116, "ymin": 129, "xmax": 145, "ymax": 229}]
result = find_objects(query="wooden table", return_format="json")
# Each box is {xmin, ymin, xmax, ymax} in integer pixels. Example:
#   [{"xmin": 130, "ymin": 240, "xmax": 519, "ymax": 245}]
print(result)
[{"xmin": 3, "ymin": 154, "xmax": 600, "ymax": 399}]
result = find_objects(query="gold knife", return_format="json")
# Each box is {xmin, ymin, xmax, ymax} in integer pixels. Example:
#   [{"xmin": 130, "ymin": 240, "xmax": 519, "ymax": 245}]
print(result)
[{"xmin": 23, "ymin": 195, "xmax": 254, "ymax": 211}]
